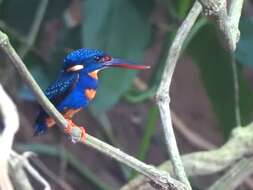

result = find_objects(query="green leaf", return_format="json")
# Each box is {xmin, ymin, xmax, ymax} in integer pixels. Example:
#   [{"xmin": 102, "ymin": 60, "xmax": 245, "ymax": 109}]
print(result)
[
  {"xmin": 187, "ymin": 24, "xmax": 253, "ymax": 137},
  {"xmin": 130, "ymin": 105, "xmax": 158, "ymax": 179},
  {"xmin": 235, "ymin": 18, "xmax": 253, "ymax": 66},
  {"xmin": 1, "ymin": 0, "xmax": 70, "ymax": 35},
  {"xmin": 1, "ymin": 0, "xmax": 38, "ymax": 35},
  {"xmin": 82, "ymin": 0, "xmax": 153, "ymax": 114},
  {"xmin": 173, "ymin": 0, "xmax": 192, "ymax": 18}
]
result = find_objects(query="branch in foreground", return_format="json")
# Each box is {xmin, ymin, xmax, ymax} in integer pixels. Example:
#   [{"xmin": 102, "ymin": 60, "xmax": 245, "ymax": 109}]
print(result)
[
  {"xmin": 0, "ymin": 84, "xmax": 51, "ymax": 190},
  {"xmin": 121, "ymin": 123, "xmax": 253, "ymax": 190},
  {"xmin": 9, "ymin": 151, "xmax": 51, "ymax": 190},
  {"xmin": 0, "ymin": 31, "xmax": 186, "ymax": 190},
  {"xmin": 156, "ymin": 1, "xmax": 202, "ymax": 189},
  {"xmin": 0, "ymin": 84, "xmax": 19, "ymax": 190}
]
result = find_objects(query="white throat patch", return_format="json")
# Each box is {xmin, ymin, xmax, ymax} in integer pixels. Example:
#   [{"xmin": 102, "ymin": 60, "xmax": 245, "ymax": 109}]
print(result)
[{"xmin": 67, "ymin": 65, "xmax": 84, "ymax": 72}]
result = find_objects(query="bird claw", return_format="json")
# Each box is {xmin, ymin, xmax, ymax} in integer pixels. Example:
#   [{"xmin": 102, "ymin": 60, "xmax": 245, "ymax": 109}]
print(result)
[{"xmin": 64, "ymin": 119, "xmax": 86, "ymax": 143}]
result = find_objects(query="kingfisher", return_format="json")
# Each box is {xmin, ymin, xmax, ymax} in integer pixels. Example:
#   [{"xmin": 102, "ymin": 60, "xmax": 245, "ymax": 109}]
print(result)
[{"xmin": 34, "ymin": 48, "xmax": 149, "ymax": 141}]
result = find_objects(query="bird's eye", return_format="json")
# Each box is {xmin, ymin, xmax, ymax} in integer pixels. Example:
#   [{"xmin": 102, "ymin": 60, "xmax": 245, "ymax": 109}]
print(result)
[
  {"xmin": 93, "ymin": 56, "xmax": 101, "ymax": 61},
  {"xmin": 102, "ymin": 55, "xmax": 112, "ymax": 62}
]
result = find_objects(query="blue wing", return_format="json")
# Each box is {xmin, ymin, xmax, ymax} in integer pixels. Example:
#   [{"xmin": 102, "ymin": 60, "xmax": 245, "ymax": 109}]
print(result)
[
  {"xmin": 45, "ymin": 73, "xmax": 79, "ymax": 105},
  {"xmin": 34, "ymin": 73, "xmax": 79, "ymax": 136}
]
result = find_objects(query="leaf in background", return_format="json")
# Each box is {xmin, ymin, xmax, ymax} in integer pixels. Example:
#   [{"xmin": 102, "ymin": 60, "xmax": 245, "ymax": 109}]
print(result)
[
  {"xmin": 19, "ymin": 53, "xmax": 53, "ymax": 100},
  {"xmin": 0, "ymin": 0, "xmax": 70, "ymax": 35},
  {"xmin": 173, "ymin": 0, "xmax": 192, "ymax": 18},
  {"xmin": 19, "ymin": 64, "xmax": 49, "ymax": 101},
  {"xmin": 0, "ymin": 0, "xmax": 38, "ymax": 35},
  {"xmin": 235, "ymin": 18, "xmax": 253, "ymax": 66},
  {"xmin": 187, "ymin": 24, "xmax": 253, "ymax": 137},
  {"xmin": 82, "ymin": 0, "xmax": 153, "ymax": 114}
]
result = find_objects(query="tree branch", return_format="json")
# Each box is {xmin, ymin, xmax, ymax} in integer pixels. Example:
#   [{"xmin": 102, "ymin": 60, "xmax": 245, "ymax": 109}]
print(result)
[
  {"xmin": 208, "ymin": 157, "xmax": 253, "ymax": 190},
  {"xmin": 156, "ymin": 1, "xmax": 202, "ymax": 189},
  {"xmin": 0, "ymin": 31, "xmax": 186, "ymax": 190},
  {"xmin": 122, "ymin": 0, "xmax": 246, "ymax": 188},
  {"xmin": 198, "ymin": 0, "xmax": 244, "ymax": 51},
  {"xmin": 121, "ymin": 123, "xmax": 253, "ymax": 190},
  {"xmin": 10, "ymin": 151, "xmax": 51, "ymax": 190}
]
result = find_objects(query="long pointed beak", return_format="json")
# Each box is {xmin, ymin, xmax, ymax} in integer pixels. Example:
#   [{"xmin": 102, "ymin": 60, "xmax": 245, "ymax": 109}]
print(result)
[{"xmin": 102, "ymin": 58, "xmax": 150, "ymax": 70}]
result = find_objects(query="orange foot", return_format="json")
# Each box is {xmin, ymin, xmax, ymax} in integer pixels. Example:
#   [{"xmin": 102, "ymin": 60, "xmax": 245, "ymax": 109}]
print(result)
[{"xmin": 64, "ymin": 119, "xmax": 86, "ymax": 143}]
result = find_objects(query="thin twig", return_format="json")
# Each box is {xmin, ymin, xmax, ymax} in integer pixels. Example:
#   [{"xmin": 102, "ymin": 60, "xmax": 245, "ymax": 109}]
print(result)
[
  {"xmin": 31, "ymin": 157, "xmax": 75, "ymax": 190},
  {"xmin": 156, "ymin": 1, "xmax": 202, "ymax": 189},
  {"xmin": 1, "ymin": 0, "xmax": 48, "ymax": 85},
  {"xmin": 171, "ymin": 111, "xmax": 216, "ymax": 150},
  {"xmin": 11, "ymin": 151, "xmax": 51, "ymax": 190},
  {"xmin": 9, "ymin": 159, "xmax": 34, "ymax": 190},
  {"xmin": 19, "ymin": 0, "xmax": 48, "ymax": 57},
  {"xmin": 0, "ymin": 31, "xmax": 186, "ymax": 190},
  {"xmin": 231, "ymin": 55, "xmax": 241, "ymax": 126},
  {"xmin": 18, "ymin": 143, "xmax": 111, "ymax": 190}
]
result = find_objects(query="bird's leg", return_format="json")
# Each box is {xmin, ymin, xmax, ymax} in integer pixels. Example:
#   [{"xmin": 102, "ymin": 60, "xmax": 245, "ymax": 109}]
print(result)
[{"xmin": 64, "ymin": 119, "xmax": 86, "ymax": 143}]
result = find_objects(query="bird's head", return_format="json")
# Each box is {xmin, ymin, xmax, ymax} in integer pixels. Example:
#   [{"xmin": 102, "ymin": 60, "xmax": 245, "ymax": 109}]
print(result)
[{"xmin": 62, "ymin": 48, "xmax": 150, "ymax": 74}]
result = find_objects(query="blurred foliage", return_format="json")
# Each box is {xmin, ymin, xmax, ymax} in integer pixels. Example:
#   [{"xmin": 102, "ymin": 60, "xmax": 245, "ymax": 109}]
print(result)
[
  {"xmin": 174, "ymin": 0, "xmax": 192, "ymax": 18},
  {"xmin": 187, "ymin": 23, "xmax": 253, "ymax": 137},
  {"xmin": 0, "ymin": 0, "xmax": 252, "ymax": 156},
  {"xmin": 236, "ymin": 18, "xmax": 253, "ymax": 66},
  {"xmin": 0, "ymin": 0, "xmax": 253, "ymax": 189},
  {"xmin": 130, "ymin": 105, "xmax": 159, "ymax": 179},
  {"xmin": 0, "ymin": 0, "xmax": 69, "ymax": 35},
  {"xmin": 82, "ymin": 0, "xmax": 154, "ymax": 114}
]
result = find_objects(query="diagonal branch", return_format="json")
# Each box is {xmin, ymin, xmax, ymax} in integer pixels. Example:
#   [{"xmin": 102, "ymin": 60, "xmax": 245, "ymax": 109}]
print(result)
[
  {"xmin": 156, "ymin": 1, "xmax": 202, "ymax": 189},
  {"xmin": 0, "ymin": 30, "xmax": 186, "ymax": 190}
]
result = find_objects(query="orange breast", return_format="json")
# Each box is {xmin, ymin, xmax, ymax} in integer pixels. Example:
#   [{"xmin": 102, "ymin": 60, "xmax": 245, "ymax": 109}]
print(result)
[
  {"xmin": 85, "ymin": 89, "xmax": 96, "ymax": 101},
  {"xmin": 44, "ymin": 108, "xmax": 82, "ymax": 128},
  {"xmin": 63, "ymin": 108, "xmax": 82, "ymax": 119}
]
